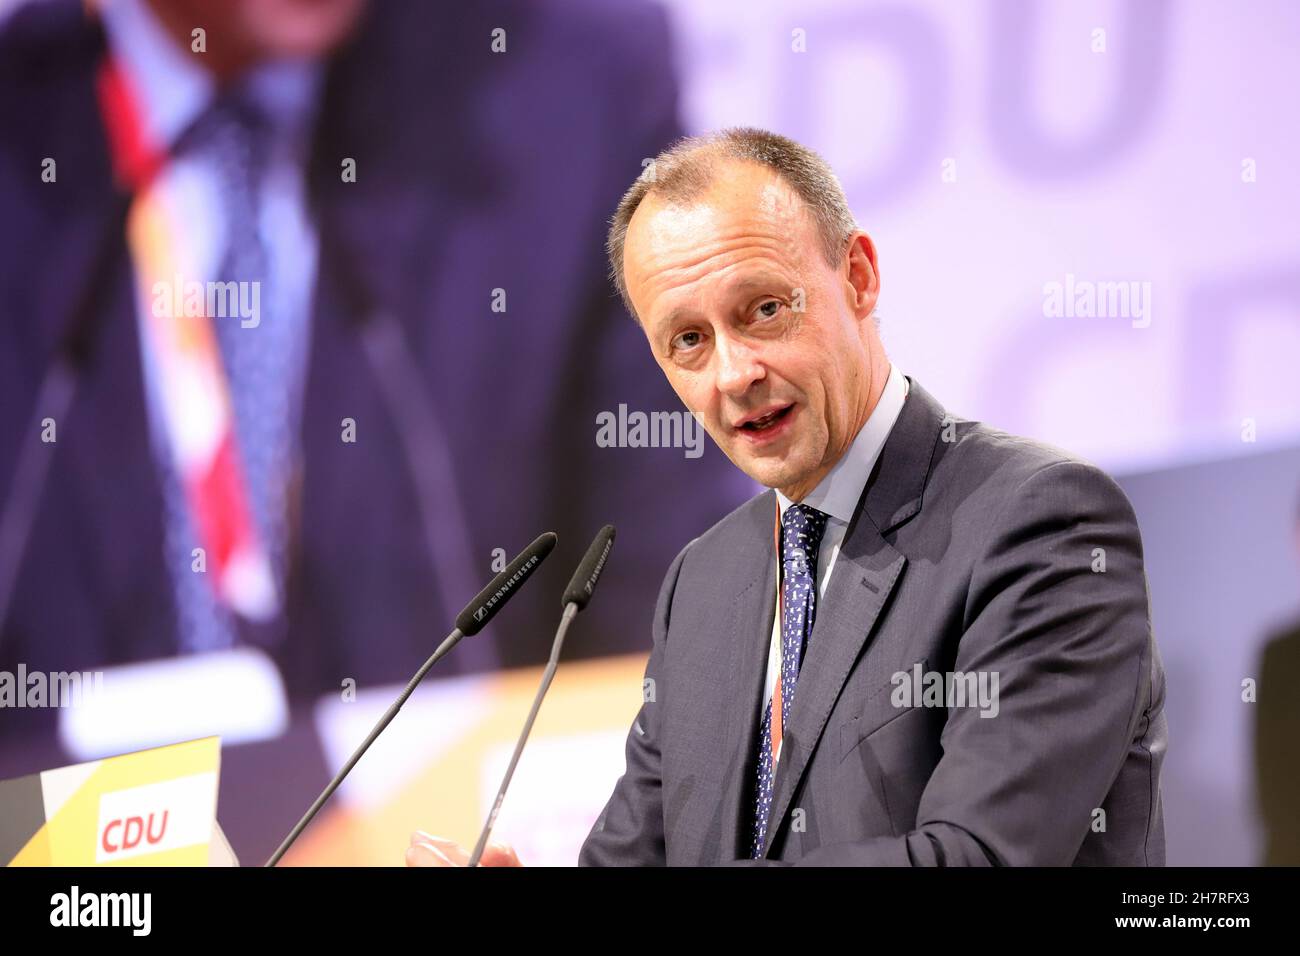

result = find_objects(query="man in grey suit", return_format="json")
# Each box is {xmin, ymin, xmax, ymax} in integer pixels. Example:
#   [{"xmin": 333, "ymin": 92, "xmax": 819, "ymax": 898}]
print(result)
[{"xmin": 408, "ymin": 128, "xmax": 1167, "ymax": 867}]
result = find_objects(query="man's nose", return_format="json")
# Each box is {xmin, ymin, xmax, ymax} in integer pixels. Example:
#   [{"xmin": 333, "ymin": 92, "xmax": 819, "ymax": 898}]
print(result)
[{"xmin": 713, "ymin": 334, "xmax": 764, "ymax": 398}]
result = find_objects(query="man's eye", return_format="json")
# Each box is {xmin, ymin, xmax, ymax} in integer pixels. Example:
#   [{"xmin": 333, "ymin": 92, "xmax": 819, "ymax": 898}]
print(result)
[
  {"xmin": 757, "ymin": 300, "xmax": 783, "ymax": 318},
  {"xmin": 671, "ymin": 330, "xmax": 703, "ymax": 351}
]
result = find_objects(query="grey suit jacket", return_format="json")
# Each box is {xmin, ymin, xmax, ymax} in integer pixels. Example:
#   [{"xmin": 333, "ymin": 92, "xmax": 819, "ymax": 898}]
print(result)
[{"xmin": 579, "ymin": 377, "xmax": 1166, "ymax": 866}]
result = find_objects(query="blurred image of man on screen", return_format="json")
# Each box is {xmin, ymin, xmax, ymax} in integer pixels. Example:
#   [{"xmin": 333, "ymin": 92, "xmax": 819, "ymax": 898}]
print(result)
[
  {"xmin": 409, "ymin": 128, "xmax": 1167, "ymax": 867},
  {"xmin": 0, "ymin": 0, "xmax": 746, "ymax": 749}
]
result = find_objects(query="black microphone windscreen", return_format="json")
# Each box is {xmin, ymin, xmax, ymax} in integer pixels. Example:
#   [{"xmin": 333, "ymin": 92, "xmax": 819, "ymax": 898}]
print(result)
[
  {"xmin": 455, "ymin": 532, "xmax": 557, "ymax": 636},
  {"xmin": 562, "ymin": 524, "xmax": 616, "ymax": 611}
]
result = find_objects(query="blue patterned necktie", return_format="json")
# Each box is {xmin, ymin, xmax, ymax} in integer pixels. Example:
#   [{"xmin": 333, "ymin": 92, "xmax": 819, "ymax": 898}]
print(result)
[
  {"xmin": 156, "ymin": 92, "xmax": 290, "ymax": 651},
  {"xmin": 202, "ymin": 95, "xmax": 294, "ymax": 603},
  {"xmin": 749, "ymin": 503, "xmax": 829, "ymax": 858}
]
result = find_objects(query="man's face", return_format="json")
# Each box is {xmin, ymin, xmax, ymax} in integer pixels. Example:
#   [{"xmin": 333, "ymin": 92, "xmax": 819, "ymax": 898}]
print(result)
[
  {"xmin": 623, "ymin": 162, "xmax": 882, "ymax": 499},
  {"xmin": 149, "ymin": 0, "xmax": 367, "ymax": 65}
]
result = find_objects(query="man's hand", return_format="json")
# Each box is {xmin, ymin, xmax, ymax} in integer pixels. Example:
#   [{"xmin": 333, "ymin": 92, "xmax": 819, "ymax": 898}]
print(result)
[{"xmin": 405, "ymin": 831, "xmax": 523, "ymax": 867}]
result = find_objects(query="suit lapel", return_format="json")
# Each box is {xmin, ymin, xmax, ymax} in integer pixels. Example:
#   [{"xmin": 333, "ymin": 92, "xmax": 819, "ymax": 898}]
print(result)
[
  {"xmin": 761, "ymin": 377, "xmax": 947, "ymax": 857},
  {"xmin": 710, "ymin": 492, "xmax": 778, "ymax": 861},
  {"xmin": 36, "ymin": 17, "xmax": 178, "ymax": 661},
  {"xmin": 304, "ymin": 1, "xmax": 501, "ymax": 331},
  {"xmin": 291, "ymin": 13, "xmax": 504, "ymax": 665}
]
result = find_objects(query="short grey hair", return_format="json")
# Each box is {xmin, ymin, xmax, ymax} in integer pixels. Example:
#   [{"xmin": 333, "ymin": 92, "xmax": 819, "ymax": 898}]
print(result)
[{"xmin": 607, "ymin": 127, "xmax": 859, "ymax": 321}]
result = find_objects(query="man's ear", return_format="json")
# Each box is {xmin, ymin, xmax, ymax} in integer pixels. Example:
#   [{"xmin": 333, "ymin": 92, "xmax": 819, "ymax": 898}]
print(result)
[{"xmin": 843, "ymin": 231, "xmax": 880, "ymax": 320}]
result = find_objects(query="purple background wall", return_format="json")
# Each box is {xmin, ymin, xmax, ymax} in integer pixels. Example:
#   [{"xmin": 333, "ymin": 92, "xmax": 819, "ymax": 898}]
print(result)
[{"xmin": 662, "ymin": 0, "xmax": 1299, "ymax": 473}]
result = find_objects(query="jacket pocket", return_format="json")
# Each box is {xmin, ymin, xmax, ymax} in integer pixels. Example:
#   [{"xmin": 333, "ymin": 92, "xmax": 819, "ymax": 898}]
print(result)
[{"xmin": 836, "ymin": 657, "xmax": 929, "ymax": 763}]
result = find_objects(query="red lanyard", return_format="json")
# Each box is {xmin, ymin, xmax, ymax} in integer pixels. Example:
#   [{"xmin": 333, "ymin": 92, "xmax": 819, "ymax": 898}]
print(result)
[
  {"xmin": 95, "ymin": 55, "xmax": 167, "ymax": 193},
  {"xmin": 770, "ymin": 497, "xmax": 788, "ymax": 758}
]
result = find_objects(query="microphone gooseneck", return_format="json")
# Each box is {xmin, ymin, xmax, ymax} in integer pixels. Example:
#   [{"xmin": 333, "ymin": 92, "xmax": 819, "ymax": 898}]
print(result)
[
  {"xmin": 468, "ymin": 525, "xmax": 616, "ymax": 867},
  {"xmin": 265, "ymin": 531, "xmax": 557, "ymax": 867}
]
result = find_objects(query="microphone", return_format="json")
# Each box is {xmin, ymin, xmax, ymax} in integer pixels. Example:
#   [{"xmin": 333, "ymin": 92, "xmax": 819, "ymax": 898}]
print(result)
[
  {"xmin": 265, "ymin": 531, "xmax": 557, "ymax": 867},
  {"xmin": 0, "ymin": 193, "xmax": 131, "ymax": 646},
  {"xmin": 467, "ymin": 524, "xmax": 616, "ymax": 867},
  {"xmin": 456, "ymin": 532, "xmax": 559, "ymax": 636},
  {"xmin": 561, "ymin": 523, "xmax": 617, "ymax": 611}
]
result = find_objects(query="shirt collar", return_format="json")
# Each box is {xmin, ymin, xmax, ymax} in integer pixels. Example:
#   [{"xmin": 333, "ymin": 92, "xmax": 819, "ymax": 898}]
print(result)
[
  {"xmin": 776, "ymin": 363, "xmax": 909, "ymax": 524},
  {"xmin": 101, "ymin": 0, "xmax": 323, "ymax": 154}
]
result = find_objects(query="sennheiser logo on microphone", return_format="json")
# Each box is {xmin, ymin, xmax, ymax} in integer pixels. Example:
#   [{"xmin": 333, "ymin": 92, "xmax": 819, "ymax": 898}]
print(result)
[
  {"xmin": 476, "ymin": 554, "xmax": 541, "ymax": 618},
  {"xmin": 583, "ymin": 542, "xmax": 613, "ymax": 597}
]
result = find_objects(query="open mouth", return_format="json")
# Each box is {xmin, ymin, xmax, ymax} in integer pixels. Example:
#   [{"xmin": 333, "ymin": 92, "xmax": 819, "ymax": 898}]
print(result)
[{"xmin": 738, "ymin": 404, "xmax": 794, "ymax": 433}]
